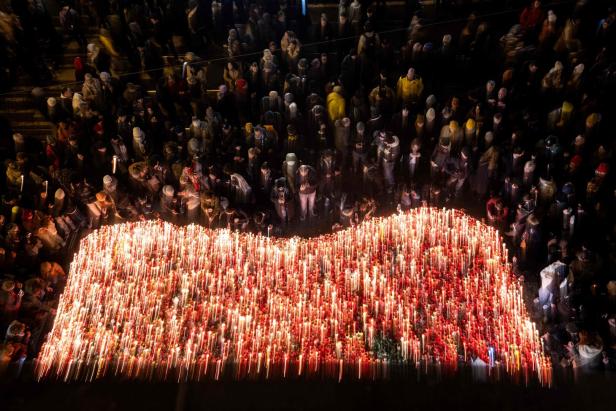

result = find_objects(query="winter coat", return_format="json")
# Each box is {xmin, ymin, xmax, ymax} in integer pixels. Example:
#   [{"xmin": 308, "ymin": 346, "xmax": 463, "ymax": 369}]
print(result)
[{"xmin": 326, "ymin": 91, "xmax": 346, "ymax": 122}]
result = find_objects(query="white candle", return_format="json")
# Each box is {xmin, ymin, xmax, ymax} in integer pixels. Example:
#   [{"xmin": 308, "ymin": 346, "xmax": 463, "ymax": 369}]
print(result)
[{"xmin": 112, "ymin": 155, "xmax": 118, "ymax": 174}]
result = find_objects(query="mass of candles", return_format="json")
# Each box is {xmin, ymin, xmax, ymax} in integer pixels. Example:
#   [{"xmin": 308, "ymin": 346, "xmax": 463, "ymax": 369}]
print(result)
[{"xmin": 36, "ymin": 208, "xmax": 551, "ymax": 384}]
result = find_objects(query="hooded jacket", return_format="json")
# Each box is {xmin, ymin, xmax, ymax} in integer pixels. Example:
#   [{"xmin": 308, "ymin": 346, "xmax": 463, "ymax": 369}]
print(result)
[{"xmin": 326, "ymin": 89, "xmax": 346, "ymax": 122}]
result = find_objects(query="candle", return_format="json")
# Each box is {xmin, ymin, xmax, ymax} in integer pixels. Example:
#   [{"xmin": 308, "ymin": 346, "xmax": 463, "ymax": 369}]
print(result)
[
  {"xmin": 112, "ymin": 155, "xmax": 118, "ymax": 174},
  {"xmin": 36, "ymin": 209, "xmax": 550, "ymax": 384},
  {"xmin": 20, "ymin": 174, "xmax": 24, "ymax": 192}
]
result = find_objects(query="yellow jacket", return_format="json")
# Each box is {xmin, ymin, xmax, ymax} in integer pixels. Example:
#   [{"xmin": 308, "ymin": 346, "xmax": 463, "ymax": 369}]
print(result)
[
  {"xmin": 326, "ymin": 91, "xmax": 346, "ymax": 122},
  {"xmin": 396, "ymin": 76, "xmax": 424, "ymax": 103}
]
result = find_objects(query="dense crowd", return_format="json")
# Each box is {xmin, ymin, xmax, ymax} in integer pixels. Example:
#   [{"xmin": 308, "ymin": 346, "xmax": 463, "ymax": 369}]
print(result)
[{"xmin": 0, "ymin": 0, "xmax": 615, "ymax": 378}]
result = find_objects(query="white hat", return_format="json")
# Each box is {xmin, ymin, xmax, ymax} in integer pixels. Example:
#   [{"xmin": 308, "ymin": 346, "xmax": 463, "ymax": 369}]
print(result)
[{"xmin": 426, "ymin": 107, "xmax": 436, "ymax": 122}]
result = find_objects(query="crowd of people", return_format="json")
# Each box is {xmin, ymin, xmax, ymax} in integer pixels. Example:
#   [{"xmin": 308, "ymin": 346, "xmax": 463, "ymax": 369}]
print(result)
[{"xmin": 1, "ymin": 0, "xmax": 615, "ymax": 378}]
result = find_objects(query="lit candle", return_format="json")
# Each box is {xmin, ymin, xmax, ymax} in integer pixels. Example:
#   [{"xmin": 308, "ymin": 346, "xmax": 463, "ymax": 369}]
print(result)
[{"xmin": 36, "ymin": 209, "xmax": 549, "ymax": 384}]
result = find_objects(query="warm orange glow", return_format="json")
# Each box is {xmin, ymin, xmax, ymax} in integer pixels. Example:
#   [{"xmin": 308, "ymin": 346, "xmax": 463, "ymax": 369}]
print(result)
[{"xmin": 36, "ymin": 208, "xmax": 550, "ymax": 383}]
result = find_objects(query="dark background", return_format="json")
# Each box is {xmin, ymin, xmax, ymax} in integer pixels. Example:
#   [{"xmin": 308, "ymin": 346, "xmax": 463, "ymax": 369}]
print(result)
[{"xmin": 2, "ymin": 371, "xmax": 615, "ymax": 410}]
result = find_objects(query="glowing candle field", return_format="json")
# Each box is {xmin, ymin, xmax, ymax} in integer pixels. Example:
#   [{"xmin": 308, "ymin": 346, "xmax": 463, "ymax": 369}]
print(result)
[{"xmin": 36, "ymin": 208, "xmax": 551, "ymax": 383}]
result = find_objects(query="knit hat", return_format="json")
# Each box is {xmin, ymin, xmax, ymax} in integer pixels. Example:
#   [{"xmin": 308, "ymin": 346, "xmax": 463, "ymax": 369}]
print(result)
[
  {"xmin": 426, "ymin": 95, "xmax": 437, "ymax": 108},
  {"xmin": 561, "ymin": 101, "xmax": 573, "ymax": 114},
  {"xmin": 596, "ymin": 163, "xmax": 608, "ymax": 175},
  {"xmin": 426, "ymin": 108, "xmax": 436, "ymax": 122}
]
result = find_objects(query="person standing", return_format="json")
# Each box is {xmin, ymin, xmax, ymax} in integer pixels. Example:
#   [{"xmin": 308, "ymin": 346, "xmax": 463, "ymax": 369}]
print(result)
[
  {"xmin": 296, "ymin": 164, "xmax": 317, "ymax": 221},
  {"xmin": 59, "ymin": 4, "xmax": 86, "ymax": 50}
]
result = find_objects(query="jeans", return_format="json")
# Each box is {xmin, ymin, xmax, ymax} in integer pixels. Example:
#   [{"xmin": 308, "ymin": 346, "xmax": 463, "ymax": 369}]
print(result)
[
  {"xmin": 299, "ymin": 191, "xmax": 316, "ymax": 220},
  {"xmin": 352, "ymin": 151, "xmax": 367, "ymax": 174},
  {"xmin": 382, "ymin": 160, "xmax": 395, "ymax": 188}
]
